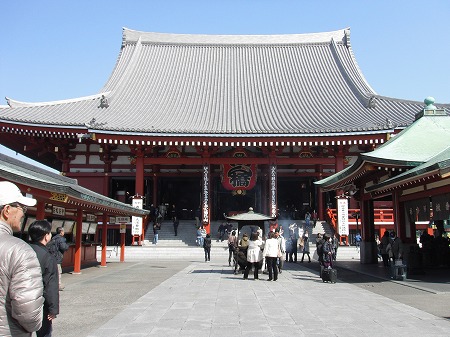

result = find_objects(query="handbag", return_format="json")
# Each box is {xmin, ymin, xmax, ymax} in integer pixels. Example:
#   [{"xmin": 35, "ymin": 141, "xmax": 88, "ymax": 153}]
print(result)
[{"xmin": 394, "ymin": 259, "xmax": 403, "ymax": 266}]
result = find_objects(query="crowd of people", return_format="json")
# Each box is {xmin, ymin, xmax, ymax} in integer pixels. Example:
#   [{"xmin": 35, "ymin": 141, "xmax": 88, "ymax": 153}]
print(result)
[{"xmin": 217, "ymin": 221, "xmax": 342, "ymax": 281}]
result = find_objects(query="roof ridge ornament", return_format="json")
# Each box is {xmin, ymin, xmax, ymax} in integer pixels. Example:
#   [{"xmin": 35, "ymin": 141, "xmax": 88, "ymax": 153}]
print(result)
[
  {"xmin": 415, "ymin": 96, "xmax": 446, "ymax": 120},
  {"xmin": 85, "ymin": 118, "xmax": 107, "ymax": 128},
  {"xmin": 367, "ymin": 96, "xmax": 376, "ymax": 108},
  {"xmin": 374, "ymin": 117, "xmax": 397, "ymax": 129},
  {"xmin": 98, "ymin": 95, "xmax": 109, "ymax": 109}
]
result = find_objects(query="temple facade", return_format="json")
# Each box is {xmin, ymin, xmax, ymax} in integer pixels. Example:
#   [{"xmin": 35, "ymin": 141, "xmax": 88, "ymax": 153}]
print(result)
[{"xmin": 1, "ymin": 28, "xmax": 448, "ymax": 240}]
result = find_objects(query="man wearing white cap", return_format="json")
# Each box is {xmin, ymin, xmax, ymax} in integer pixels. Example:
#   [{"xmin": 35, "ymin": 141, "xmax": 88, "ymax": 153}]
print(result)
[{"xmin": 0, "ymin": 181, "xmax": 44, "ymax": 336}]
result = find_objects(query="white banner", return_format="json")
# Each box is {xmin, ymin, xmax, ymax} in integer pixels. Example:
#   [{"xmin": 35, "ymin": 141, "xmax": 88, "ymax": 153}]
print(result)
[
  {"xmin": 337, "ymin": 198, "xmax": 349, "ymax": 236},
  {"xmin": 132, "ymin": 197, "xmax": 143, "ymax": 236},
  {"xmin": 131, "ymin": 216, "xmax": 142, "ymax": 236}
]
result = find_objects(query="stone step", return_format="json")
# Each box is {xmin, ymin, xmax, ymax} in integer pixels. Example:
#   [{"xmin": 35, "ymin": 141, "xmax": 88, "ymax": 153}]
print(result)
[{"xmin": 97, "ymin": 244, "xmax": 361, "ymax": 261}]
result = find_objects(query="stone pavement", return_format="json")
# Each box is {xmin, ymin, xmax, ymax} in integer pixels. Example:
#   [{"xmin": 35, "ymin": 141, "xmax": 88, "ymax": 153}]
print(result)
[{"xmin": 53, "ymin": 258, "xmax": 450, "ymax": 337}]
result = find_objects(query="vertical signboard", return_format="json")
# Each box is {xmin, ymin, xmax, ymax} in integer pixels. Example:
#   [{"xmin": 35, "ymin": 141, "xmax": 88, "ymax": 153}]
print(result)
[
  {"xmin": 270, "ymin": 164, "xmax": 277, "ymax": 218},
  {"xmin": 337, "ymin": 197, "xmax": 349, "ymax": 236},
  {"xmin": 202, "ymin": 163, "xmax": 210, "ymax": 224},
  {"xmin": 131, "ymin": 198, "xmax": 143, "ymax": 236}
]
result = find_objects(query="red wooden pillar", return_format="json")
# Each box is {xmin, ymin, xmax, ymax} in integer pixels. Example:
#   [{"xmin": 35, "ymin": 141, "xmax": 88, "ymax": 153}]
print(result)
[
  {"xmin": 73, "ymin": 209, "xmax": 83, "ymax": 274},
  {"xmin": 35, "ymin": 200, "xmax": 46, "ymax": 220},
  {"xmin": 100, "ymin": 213, "xmax": 108, "ymax": 267},
  {"xmin": 316, "ymin": 164, "xmax": 324, "ymax": 220},
  {"xmin": 152, "ymin": 174, "xmax": 158, "ymax": 209},
  {"xmin": 120, "ymin": 231, "xmax": 125, "ymax": 262}
]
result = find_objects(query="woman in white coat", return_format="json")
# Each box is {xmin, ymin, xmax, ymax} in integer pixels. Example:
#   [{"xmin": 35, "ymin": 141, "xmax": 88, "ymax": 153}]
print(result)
[
  {"xmin": 262, "ymin": 232, "xmax": 280, "ymax": 281},
  {"xmin": 243, "ymin": 232, "xmax": 263, "ymax": 280}
]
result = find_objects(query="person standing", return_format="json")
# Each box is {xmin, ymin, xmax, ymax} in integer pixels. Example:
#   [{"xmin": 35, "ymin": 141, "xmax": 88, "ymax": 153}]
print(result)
[
  {"xmin": 227, "ymin": 230, "xmax": 238, "ymax": 266},
  {"xmin": 48, "ymin": 227, "xmax": 69, "ymax": 291},
  {"xmin": 0, "ymin": 181, "xmax": 44, "ymax": 336},
  {"xmin": 275, "ymin": 229, "xmax": 285, "ymax": 273},
  {"xmin": 263, "ymin": 232, "xmax": 279, "ymax": 281},
  {"xmin": 244, "ymin": 232, "xmax": 263, "ymax": 280},
  {"xmin": 355, "ymin": 232, "xmax": 362, "ymax": 252},
  {"xmin": 380, "ymin": 231, "xmax": 391, "ymax": 267},
  {"xmin": 389, "ymin": 231, "xmax": 403, "ymax": 263},
  {"xmin": 29, "ymin": 220, "xmax": 59, "ymax": 337},
  {"xmin": 323, "ymin": 235, "xmax": 334, "ymax": 268},
  {"xmin": 315, "ymin": 233, "xmax": 325, "ymax": 266},
  {"xmin": 305, "ymin": 211, "xmax": 311, "ymax": 229},
  {"xmin": 300, "ymin": 232, "xmax": 311, "ymax": 262},
  {"xmin": 203, "ymin": 234, "xmax": 211, "ymax": 261},
  {"xmin": 152, "ymin": 222, "xmax": 159, "ymax": 245},
  {"xmin": 173, "ymin": 216, "xmax": 179, "ymax": 236}
]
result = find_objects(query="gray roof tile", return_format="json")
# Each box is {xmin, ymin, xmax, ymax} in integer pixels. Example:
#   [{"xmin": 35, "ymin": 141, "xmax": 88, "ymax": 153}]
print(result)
[{"xmin": 1, "ymin": 28, "xmax": 449, "ymax": 137}]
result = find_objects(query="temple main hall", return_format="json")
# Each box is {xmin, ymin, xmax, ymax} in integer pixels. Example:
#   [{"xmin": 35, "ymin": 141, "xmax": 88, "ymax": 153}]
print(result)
[{"xmin": 1, "ymin": 28, "xmax": 448, "ymax": 239}]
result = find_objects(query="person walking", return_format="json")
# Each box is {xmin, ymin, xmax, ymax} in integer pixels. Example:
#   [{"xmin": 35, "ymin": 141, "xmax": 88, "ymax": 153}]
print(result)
[
  {"xmin": 47, "ymin": 226, "xmax": 69, "ymax": 291},
  {"xmin": 0, "ymin": 181, "xmax": 44, "ymax": 336},
  {"xmin": 300, "ymin": 232, "xmax": 311, "ymax": 262},
  {"xmin": 29, "ymin": 220, "xmax": 59, "ymax": 337},
  {"xmin": 244, "ymin": 232, "xmax": 263, "ymax": 280},
  {"xmin": 203, "ymin": 234, "xmax": 211, "ymax": 261},
  {"xmin": 263, "ymin": 232, "xmax": 280, "ymax": 281}
]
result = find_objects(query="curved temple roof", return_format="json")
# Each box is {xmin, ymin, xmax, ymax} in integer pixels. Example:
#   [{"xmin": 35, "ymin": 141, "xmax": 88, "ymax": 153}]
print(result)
[{"xmin": 1, "ymin": 28, "xmax": 448, "ymax": 137}]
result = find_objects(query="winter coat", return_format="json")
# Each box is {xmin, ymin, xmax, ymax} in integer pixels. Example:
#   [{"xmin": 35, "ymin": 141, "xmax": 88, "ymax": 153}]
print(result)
[
  {"xmin": 380, "ymin": 235, "xmax": 390, "ymax": 254},
  {"xmin": 29, "ymin": 242, "xmax": 59, "ymax": 317},
  {"xmin": 247, "ymin": 239, "xmax": 263, "ymax": 263},
  {"xmin": 49, "ymin": 234, "xmax": 69, "ymax": 265},
  {"xmin": 391, "ymin": 237, "xmax": 403, "ymax": 259},
  {"xmin": 0, "ymin": 221, "xmax": 44, "ymax": 336},
  {"xmin": 323, "ymin": 240, "xmax": 334, "ymax": 263},
  {"xmin": 302, "ymin": 235, "xmax": 310, "ymax": 253},
  {"xmin": 262, "ymin": 238, "xmax": 279, "ymax": 258},
  {"xmin": 203, "ymin": 237, "xmax": 212, "ymax": 249}
]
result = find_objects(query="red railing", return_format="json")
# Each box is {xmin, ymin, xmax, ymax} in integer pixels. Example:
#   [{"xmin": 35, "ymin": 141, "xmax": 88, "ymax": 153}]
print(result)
[{"xmin": 326, "ymin": 208, "xmax": 394, "ymax": 229}]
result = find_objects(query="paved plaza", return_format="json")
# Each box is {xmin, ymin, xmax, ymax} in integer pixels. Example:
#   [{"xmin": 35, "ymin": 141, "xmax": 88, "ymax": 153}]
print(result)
[{"xmin": 53, "ymin": 257, "xmax": 450, "ymax": 337}]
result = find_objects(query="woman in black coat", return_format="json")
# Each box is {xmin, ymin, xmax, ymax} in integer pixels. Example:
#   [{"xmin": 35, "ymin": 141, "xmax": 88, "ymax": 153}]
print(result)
[
  {"xmin": 322, "ymin": 235, "xmax": 334, "ymax": 269},
  {"xmin": 203, "ymin": 234, "xmax": 212, "ymax": 261},
  {"xmin": 29, "ymin": 220, "xmax": 59, "ymax": 337}
]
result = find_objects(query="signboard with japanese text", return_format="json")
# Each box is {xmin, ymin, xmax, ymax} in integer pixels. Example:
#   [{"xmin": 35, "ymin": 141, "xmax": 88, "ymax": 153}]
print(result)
[
  {"xmin": 337, "ymin": 198, "xmax": 349, "ymax": 236},
  {"xmin": 116, "ymin": 216, "xmax": 130, "ymax": 223},
  {"xmin": 52, "ymin": 206, "xmax": 65, "ymax": 217},
  {"xmin": 132, "ymin": 197, "xmax": 143, "ymax": 236},
  {"xmin": 131, "ymin": 216, "xmax": 142, "ymax": 236}
]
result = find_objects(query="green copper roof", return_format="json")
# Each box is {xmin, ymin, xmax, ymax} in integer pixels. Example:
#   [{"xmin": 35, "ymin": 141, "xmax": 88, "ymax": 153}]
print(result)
[
  {"xmin": 366, "ymin": 146, "xmax": 450, "ymax": 192},
  {"xmin": 315, "ymin": 103, "xmax": 450, "ymax": 190}
]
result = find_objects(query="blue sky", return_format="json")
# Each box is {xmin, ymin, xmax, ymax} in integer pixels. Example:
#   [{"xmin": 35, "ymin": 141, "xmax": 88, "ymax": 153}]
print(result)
[{"xmin": 1, "ymin": 0, "xmax": 449, "ymax": 170}]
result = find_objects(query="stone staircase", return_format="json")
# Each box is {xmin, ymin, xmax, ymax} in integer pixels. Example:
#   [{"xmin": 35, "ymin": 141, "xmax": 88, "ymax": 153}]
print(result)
[{"xmin": 98, "ymin": 219, "xmax": 360, "ymax": 262}]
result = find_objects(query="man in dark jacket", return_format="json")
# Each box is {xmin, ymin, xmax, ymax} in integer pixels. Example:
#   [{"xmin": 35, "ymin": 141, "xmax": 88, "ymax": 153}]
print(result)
[
  {"xmin": 48, "ymin": 227, "xmax": 69, "ymax": 291},
  {"xmin": 29, "ymin": 220, "xmax": 59, "ymax": 337}
]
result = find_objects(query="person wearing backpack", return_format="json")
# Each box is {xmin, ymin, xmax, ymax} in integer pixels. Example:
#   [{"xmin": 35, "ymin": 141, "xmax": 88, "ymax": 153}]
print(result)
[{"xmin": 48, "ymin": 227, "xmax": 69, "ymax": 291}]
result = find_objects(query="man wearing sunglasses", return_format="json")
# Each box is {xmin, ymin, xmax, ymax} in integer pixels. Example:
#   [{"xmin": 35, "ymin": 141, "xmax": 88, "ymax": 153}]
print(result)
[{"xmin": 0, "ymin": 181, "xmax": 44, "ymax": 336}]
